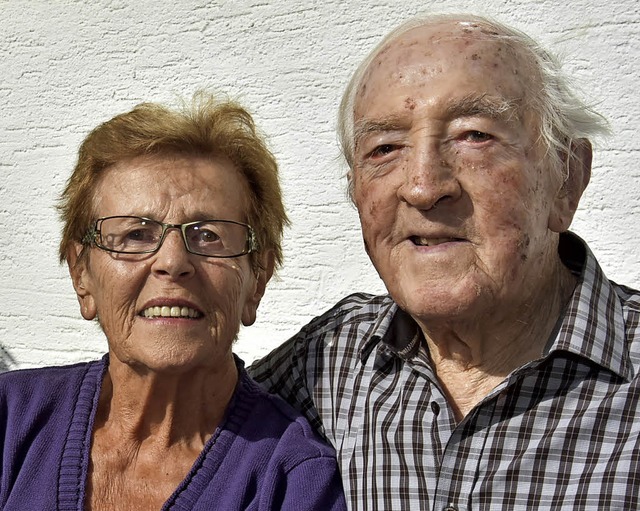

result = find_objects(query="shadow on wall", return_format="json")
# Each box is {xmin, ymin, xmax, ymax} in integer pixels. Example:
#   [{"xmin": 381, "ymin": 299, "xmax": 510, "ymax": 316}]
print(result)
[{"xmin": 0, "ymin": 345, "xmax": 16, "ymax": 373}]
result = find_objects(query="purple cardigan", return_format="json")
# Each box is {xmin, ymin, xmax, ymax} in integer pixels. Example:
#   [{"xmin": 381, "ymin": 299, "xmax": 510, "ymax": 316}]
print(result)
[{"xmin": 0, "ymin": 356, "xmax": 346, "ymax": 510}]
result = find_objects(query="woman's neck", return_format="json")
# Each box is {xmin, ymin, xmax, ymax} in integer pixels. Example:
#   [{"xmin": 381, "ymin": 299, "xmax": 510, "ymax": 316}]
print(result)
[
  {"xmin": 95, "ymin": 355, "xmax": 238, "ymax": 447},
  {"xmin": 85, "ymin": 355, "xmax": 239, "ymax": 511}
]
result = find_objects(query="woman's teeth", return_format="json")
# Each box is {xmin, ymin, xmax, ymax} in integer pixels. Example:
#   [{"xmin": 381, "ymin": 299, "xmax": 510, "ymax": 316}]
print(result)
[{"xmin": 142, "ymin": 306, "xmax": 200, "ymax": 318}]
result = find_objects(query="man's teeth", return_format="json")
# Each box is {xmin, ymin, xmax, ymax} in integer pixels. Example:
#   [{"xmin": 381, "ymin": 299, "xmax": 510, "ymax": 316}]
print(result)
[
  {"xmin": 412, "ymin": 237, "xmax": 454, "ymax": 246},
  {"xmin": 142, "ymin": 306, "xmax": 200, "ymax": 318}
]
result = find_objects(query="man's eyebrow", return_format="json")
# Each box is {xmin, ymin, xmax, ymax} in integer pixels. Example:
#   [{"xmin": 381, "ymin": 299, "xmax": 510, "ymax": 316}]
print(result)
[
  {"xmin": 353, "ymin": 116, "xmax": 408, "ymax": 148},
  {"xmin": 447, "ymin": 94, "xmax": 521, "ymax": 122},
  {"xmin": 352, "ymin": 95, "xmax": 521, "ymax": 148}
]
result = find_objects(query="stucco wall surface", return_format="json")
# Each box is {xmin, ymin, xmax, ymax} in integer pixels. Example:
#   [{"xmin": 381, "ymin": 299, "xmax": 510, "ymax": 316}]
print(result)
[{"xmin": 0, "ymin": 0, "xmax": 638, "ymax": 370}]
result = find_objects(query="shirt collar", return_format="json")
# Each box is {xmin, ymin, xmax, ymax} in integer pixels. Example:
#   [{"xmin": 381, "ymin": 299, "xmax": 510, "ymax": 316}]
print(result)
[
  {"xmin": 548, "ymin": 232, "xmax": 632, "ymax": 380},
  {"xmin": 358, "ymin": 232, "xmax": 633, "ymax": 380},
  {"xmin": 358, "ymin": 299, "xmax": 422, "ymax": 363}
]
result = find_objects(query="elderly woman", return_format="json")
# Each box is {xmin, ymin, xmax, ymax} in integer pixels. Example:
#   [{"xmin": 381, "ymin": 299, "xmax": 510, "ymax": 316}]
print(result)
[{"xmin": 0, "ymin": 95, "xmax": 346, "ymax": 510}]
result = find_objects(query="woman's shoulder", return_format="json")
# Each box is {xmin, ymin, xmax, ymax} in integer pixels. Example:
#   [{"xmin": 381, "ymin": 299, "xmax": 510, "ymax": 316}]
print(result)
[
  {"xmin": 173, "ymin": 368, "xmax": 346, "ymax": 511},
  {"xmin": 230, "ymin": 369, "xmax": 336, "ymax": 459},
  {"xmin": 0, "ymin": 358, "xmax": 105, "ymax": 408},
  {"xmin": 0, "ymin": 358, "xmax": 102, "ymax": 383},
  {"xmin": 0, "ymin": 359, "xmax": 106, "ymax": 509}
]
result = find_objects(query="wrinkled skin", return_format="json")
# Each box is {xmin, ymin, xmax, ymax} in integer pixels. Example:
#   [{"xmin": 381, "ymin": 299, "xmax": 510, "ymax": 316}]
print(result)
[
  {"xmin": 351, "ymin": 22, "xmax": 589, "ymax": 339},
  {"xmin": 68, "ymin": 154, "xmax": 272, "ymax": 375}
]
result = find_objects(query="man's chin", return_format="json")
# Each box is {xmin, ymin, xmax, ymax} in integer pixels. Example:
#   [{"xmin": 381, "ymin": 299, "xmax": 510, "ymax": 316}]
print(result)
[{"xmin": 390, "ymin": 279, "xmax": 486, "ymax": 324}]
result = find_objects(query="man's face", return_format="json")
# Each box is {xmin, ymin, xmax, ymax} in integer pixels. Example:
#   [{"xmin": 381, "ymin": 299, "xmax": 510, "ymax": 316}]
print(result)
[{"xmin": 351, "ymin": 22, "xmax": 569, "ymax": 326}]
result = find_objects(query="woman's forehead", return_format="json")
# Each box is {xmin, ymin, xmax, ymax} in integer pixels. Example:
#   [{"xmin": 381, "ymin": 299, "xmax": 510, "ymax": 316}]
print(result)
[{"xmin": 92, "ymin": 154, "xmax": 250, "ymax": 219}]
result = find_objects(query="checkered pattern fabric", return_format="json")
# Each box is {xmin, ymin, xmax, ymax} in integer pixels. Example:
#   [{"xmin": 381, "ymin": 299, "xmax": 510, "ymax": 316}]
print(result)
[{"xmin": 249, "ymin": 233, "xmax": 640, "ymax": 510}]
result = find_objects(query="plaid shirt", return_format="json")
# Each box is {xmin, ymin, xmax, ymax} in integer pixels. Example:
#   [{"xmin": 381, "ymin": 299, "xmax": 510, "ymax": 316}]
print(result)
[{"xmin": 249, "ymin": 233, "xmax": 640, "ymax": 510}]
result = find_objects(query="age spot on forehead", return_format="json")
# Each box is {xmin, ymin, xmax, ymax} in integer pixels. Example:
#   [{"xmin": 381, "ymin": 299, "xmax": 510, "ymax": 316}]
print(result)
[{"xmin": 404, "ymin": 97, "xmax": 416, "ymax": 110}]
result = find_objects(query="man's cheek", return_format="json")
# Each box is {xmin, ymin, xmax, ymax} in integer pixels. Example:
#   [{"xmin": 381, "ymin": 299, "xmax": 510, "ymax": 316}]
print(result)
[{"xmin": 356, "ymin": 181, "xmax": 393, "ymax": 227}]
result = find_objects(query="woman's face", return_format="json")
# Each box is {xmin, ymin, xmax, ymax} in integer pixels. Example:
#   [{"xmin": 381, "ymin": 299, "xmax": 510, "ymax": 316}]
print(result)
[{"xmin": 68, "ymin": 153, "xmax": 272, "ymax": 374}]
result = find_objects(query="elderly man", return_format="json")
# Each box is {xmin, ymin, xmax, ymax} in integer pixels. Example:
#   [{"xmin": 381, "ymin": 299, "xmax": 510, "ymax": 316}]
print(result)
[{"xmin": 250, "ymin": 13, "xmax": 640, "ymax": 510}]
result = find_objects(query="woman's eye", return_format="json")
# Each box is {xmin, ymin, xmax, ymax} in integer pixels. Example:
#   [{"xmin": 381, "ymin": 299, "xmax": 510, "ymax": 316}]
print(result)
[
  {"xmin": 197, "ymin": 230, "xmax": 221, "ymax": 243},
  {"xmin": 125, "ymin": 228, "xmax": 154, "ymax": 242}
]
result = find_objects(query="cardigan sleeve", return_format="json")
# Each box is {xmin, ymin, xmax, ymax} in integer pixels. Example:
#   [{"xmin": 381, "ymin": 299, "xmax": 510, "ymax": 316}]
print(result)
[{"xmin": 259, "ymin": 453, "xmax": 348, "ymax": 511}]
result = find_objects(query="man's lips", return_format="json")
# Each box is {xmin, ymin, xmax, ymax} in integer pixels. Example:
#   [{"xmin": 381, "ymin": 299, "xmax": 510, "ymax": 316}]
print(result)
[{"xmin": 409, "ymin": 236, "xmax": 466, "ymax": 247}]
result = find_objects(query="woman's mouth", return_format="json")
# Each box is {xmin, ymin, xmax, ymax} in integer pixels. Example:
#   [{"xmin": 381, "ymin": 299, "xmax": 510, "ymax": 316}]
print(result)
[{"xmin": 141, "ymin": 306, "xmax": 202, "ymax": 319}]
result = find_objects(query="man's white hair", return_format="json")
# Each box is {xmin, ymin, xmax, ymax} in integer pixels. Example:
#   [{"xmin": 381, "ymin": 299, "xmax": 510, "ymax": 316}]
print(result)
[{"xmin": 338, "ymin": 13, "xmax": 609, "ymax": 197}]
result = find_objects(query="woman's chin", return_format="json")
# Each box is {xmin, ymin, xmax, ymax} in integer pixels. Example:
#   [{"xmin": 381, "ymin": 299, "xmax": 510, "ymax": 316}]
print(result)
[{"xmin": 112, "ymin": 349, "xmax": 227, "ymax": 376}]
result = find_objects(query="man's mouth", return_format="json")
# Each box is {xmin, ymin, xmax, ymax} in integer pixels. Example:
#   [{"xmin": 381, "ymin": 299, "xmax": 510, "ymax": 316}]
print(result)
[
  {"xmin": 410, "ymin": 236, "xmax": 462, "ymax": 247},
  {"xmin": 141, "ymin": 306, "xmax": 202, "ymax": 319}
]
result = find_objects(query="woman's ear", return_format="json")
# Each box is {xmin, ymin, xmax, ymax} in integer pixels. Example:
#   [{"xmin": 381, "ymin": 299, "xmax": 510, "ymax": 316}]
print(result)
[
  {"xmin": 241, "ymin": 250, "xmax": 275, "ymax": 327},
  {"xmin": 66, "ymin": 242, "xmax": 97, "ymax": 320},
  {"xmin": 548, "ymin": 139, "xmax": 592, "ymax": 233}
]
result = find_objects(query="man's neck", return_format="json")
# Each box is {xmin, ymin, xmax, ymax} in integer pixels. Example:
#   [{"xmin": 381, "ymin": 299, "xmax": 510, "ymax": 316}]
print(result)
[{"xmin": 419, "ymin": 261, "xmax": 578, "ymax": 422}]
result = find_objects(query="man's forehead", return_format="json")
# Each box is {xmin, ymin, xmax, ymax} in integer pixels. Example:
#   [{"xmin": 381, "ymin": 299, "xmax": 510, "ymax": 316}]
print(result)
[
  {"xmin": 356, "ymin": 22, "xmax": 530, "ymax": 110},
  {"xmin": 374, "ymin": 21, "xmax": 517, "ymax": 65}
]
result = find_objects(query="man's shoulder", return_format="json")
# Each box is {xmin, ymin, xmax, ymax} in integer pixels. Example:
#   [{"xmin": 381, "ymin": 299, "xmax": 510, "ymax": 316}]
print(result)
[
  {"xmin": 610, "ymin": 281, "xmax": 640, "ymax": 357},
  {"xmin": 568, "ymin": 235, "xmax": 640, "ymax": 374},
  {"xmin": 297, "ymin": 292, "xmax": 394, "ymax": 339},
  {"xmin": 247, "ymin": 292, "xmax": 395, "ymax": 418},
  {"xmin": 612, "ymin": 281, "xmax": 640, "ymax": 310}
]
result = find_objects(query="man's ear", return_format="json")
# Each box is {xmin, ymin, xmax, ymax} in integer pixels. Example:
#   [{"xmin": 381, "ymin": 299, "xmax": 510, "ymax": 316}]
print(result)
[
  {"xmin": 241, "ymin": 251, "xmax": 275, "ymax": 327},
  {"xmin": 66, "ymin": 242, "xmax": 97, "ymax": 320},
  {"xmin": 548, "ymin": 139, "xmax": 592, "ymax": 233}
]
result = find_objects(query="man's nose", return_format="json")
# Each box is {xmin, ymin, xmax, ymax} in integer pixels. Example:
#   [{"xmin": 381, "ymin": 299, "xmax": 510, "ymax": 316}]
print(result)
[
  {"xmin": 397, "ymin": 144, "xmax": 461, "ymax": 210},
  {"xmin": 151, "ymin": 228, "xmax": 195, "ymax": 279}
]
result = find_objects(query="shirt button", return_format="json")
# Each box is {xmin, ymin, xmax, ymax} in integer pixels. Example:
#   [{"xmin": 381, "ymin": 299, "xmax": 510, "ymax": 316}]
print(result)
[
  {"xmin": 443, "ymin": 506, "xmax": 458, "ymax": 511},
  {"xmin": 431, "ymin": 401, "xmax": 440, "ymax": 415}
]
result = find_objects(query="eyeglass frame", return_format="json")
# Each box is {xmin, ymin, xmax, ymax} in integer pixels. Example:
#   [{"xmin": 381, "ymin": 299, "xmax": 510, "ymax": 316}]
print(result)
[{"xmin": 82, "ymin": 215, "xmax": 258, "ymax": 258}]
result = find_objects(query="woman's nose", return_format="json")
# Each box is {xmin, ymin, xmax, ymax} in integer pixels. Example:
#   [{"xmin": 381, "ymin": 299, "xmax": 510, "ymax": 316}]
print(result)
[{"xmin": 150, "ymin": 228, "xmax": 195, "ymax": 279}]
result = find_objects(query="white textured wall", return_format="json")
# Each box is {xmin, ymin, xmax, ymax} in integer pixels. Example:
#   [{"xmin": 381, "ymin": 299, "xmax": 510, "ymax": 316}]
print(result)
[{"xmin": 1, "ymin": 0, "xmax": 638, "ymax": 370}]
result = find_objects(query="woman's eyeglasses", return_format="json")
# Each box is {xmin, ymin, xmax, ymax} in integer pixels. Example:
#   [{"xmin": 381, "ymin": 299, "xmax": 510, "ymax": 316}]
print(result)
[{"xmin": 82, "ymin": 216, "xmax": 257, "ymax": 258}]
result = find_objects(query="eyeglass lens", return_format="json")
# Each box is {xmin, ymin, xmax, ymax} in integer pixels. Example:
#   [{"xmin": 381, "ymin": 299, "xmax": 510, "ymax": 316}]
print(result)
[{"xmin": 97, "ymin": 217, "xmax": 250, "ymax": 257}]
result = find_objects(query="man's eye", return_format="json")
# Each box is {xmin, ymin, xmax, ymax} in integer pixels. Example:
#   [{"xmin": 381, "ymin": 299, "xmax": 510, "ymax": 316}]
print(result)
[
  {"xmin": 463, "ymin": 131, "xmax": 493, "ymax": 143},
  {"xmin": 369, "ymin": 144, "xmax": 398, "ymax": 158}
]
